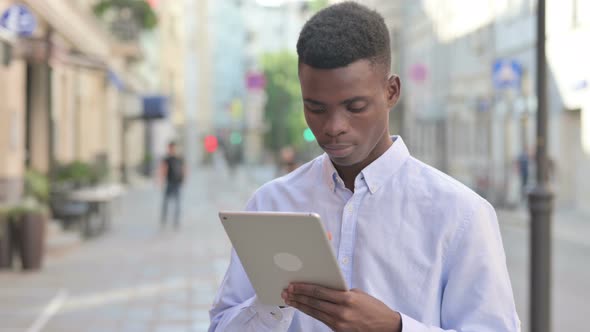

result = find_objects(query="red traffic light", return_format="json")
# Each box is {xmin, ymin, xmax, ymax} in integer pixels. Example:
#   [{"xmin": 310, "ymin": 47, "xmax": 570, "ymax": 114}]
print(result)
[{"xmin": 204, "ymin": 135, "xmax": 219, "ymax": 153}]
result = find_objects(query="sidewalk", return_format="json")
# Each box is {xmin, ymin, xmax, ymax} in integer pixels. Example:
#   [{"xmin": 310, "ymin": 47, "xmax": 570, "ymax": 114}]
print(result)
[
  {"xmin": 0, "ymin": 164, "xmax": 276, "ymax": 332},
  {"xmin": 497, "ymin": 206, "xmax": 590, "ymax": 248},
  {"xmin": 496, "ymin": 205, "xmax": 590, "ymax": 331}
]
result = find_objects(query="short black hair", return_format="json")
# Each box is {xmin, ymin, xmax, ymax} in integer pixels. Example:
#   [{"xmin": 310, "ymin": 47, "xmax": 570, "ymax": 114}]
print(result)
[{"xmin": 297, "ymin": 1, "xmax": 390, "ymax": 70}]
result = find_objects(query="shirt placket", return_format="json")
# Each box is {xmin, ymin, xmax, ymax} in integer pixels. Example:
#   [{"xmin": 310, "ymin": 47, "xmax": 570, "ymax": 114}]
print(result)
[{"xmin": 336, "ymin": 184, "xmax": 363, "ymax": 287}]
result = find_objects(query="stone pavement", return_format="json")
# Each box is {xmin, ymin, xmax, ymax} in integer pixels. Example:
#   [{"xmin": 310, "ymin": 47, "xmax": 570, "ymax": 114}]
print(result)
[{"xmin": 0, "ymin": 164, "xmax": 276, "ymax": 332}]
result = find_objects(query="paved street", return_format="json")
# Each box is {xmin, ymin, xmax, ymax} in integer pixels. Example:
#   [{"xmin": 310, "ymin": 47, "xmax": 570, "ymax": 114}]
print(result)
[
  {"xmin": 498, "ymin": 208, "xmax": 590, "ymax": 332},
  {"xmin": 0, "ymin": 163, "xmax": 588, "ymax": 332},
  {"xmin": 0, "ymin": 163, "xmax": 276, "ymax": 332}
]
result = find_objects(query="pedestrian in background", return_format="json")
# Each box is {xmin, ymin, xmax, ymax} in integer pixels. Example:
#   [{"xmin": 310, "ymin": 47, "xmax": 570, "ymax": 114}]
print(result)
[
  {"xmin": 278, "ymin": 145, "xmax": 299, "ymax": 176},
  {"xmin": 516, "ymin": 150, "xmax": 530, "ymax": 201},
  {"xmin": 159, "ymin": 141, "xmax": 186, "ymax": 229}
]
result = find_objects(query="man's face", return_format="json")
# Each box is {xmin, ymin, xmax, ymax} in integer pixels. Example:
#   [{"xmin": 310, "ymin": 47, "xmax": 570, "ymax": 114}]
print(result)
[{"xmin": 299, "ymin": 60, "xmax": 400, "ymax": 167}]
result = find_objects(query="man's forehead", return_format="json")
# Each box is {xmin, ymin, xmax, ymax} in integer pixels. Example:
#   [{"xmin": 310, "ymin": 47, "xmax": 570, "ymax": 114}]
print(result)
[
  {"xmin": 303, "ymin": 61, "xmax": 374, "ymax": 81},
  {"xmin": 299, "ymin": 61, "xmax": 382, "ymax": 100}
]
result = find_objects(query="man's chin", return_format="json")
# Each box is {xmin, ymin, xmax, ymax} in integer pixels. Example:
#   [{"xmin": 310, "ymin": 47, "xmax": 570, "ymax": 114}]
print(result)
[{"xmin": 328, "ymin": 155, "xmax": 359, "ymax": 167}]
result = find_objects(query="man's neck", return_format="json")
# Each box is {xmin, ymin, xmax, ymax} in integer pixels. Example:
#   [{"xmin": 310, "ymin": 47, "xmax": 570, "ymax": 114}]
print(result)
[
  {"xmin": 333, "ymin": 136, "xmax": 393, "ymax": 192},
  {"xmin": 335, "ymin": 165, "xmax": 363, "ymax": 192}
]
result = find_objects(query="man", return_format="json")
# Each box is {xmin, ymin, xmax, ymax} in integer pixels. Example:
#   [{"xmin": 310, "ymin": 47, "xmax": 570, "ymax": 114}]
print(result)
[
  {"xmin": 159, "ymin": 141, "xmax": 185, "ymax": 228},
  {"xmin": 209, "ymin": 2, "xmax": 520, "ymax": 331}
]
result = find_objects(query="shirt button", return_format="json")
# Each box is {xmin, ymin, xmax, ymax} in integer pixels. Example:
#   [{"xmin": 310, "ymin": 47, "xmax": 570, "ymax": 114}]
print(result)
[
  {"xmin": 346, "ymin": 205, "xmax": 353, "ymax": 213},
  {"xmin": 270, "ymin": 309, "xmax": 283, "ymax": 320},
  {"xmin": 341, "ymin": 257, "xmax": 349, "ymax": 265}
]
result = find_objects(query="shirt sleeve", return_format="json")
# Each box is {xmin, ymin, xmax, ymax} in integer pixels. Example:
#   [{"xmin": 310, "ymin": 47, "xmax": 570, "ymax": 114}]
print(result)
[
  {"xmin": 399, "ymin": 200, "xmax": 521, "ymax": 332},
  {"xmin": 208, "ymin": 193, "xmax": 297, "ymax": 331},
  {"xmin": 208, "ymin": 249, "xmax": 296, "ymax": 331}
]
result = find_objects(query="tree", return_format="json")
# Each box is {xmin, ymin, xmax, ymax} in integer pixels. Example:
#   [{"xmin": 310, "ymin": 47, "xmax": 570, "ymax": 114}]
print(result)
[
  {"xmin": 93, "ymin": 0, "xmax": 158, "ymax": 41},
  {"xmin": 94, "ymin": 0, "xmax": 157, "ymax": 29},
  {"xmin": 309, "ymin": 0, "xmax": 329, "ymax": 13},
  {"xmin": 261, "ymin": 52, "xmax": 307, "ymax": 153}
]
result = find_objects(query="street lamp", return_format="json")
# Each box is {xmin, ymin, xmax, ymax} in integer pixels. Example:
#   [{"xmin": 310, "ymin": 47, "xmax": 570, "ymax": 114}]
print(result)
[{"xmin": 528, "ymin": 0, "xmax": 554, "ymax": 331}]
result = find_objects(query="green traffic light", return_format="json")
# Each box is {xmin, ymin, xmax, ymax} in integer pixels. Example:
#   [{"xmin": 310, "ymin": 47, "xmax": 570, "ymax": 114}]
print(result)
[
  {"xmin": 303, "ymin": 128, "xmax": 315, "ymax": 142},
  {"xmin": 230, "ymin": 132, "xmax": 242, "ymax": 145}
]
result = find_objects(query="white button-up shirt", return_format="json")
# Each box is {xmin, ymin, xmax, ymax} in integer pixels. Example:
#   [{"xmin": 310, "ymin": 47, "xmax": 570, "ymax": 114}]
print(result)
[{"xmin": 209, "ymin": 136, "xmax": 520, "ymax": 331}]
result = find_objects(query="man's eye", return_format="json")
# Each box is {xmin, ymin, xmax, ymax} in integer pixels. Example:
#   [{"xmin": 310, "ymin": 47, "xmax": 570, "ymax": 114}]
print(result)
[
  {"xmin": 308, "ymin": 108, "xmax": 326, "ymax": 114},
  {"xmin": 348, "ymin": 107, "xmax": 366, "ymax": 113}
]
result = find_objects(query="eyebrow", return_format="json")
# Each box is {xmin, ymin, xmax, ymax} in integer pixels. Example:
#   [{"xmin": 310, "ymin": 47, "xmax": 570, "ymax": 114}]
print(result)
[{"xmin": 303, "ymin": 96, "xmax": 369, "ymax": 106}]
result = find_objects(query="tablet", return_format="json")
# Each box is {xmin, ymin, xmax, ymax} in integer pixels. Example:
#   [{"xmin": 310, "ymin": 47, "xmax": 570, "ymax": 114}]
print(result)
[{"xmin": 219, "ymin": 211, "xmax": 349, "ymax": 306}]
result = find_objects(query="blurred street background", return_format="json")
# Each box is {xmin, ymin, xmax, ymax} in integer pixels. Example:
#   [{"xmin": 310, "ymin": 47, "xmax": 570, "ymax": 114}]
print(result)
[{"xmin": 0, "ymin": 0, "xmax": 588, "ymax": 331}]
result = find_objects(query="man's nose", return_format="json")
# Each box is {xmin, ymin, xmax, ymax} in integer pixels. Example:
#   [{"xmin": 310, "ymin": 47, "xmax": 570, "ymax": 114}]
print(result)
[{"xmin": 324, "ymin": 111, "xmax": 349, "ymax": 137}]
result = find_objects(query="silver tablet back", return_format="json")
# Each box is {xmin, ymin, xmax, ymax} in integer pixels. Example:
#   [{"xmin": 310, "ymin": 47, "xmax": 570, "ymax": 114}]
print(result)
[{"xmin": 219, "ymin": 211, "xmax": 348, "ymax": 306}]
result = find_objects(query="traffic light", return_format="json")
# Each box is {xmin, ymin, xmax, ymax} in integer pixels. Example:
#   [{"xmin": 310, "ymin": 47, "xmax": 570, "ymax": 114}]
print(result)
[
  {"xmin": 303, "ymin": 128, "xmax": 315, "ymax": 142},
  {"xmin": 204, "ymin": 135, "xmax": 218, "ymax": 153},
  {"xmin": 230, "ymin": 131, "xmax": 242, "ymax": 145}
]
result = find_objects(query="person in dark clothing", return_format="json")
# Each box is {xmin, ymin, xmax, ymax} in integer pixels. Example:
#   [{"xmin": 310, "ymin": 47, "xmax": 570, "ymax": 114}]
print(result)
[
  {"xmin": 159, "ymin": 141, "xmax": 186, "ymax": 228},
  {"xmin": 517, "ymin": 151, "xmax": 529, "ymax": 200}
]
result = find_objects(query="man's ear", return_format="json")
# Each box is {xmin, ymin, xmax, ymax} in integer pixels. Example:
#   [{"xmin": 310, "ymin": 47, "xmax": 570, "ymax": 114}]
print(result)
[{"xmin": 386, "ymin": 75, "xmax": 401, "ymax": 109}]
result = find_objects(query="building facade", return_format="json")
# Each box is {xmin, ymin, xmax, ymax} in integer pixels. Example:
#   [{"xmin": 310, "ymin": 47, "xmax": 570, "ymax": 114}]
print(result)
[
  {"xmin": 0, "ymin": 0, "xmax": 150, "ymax": 205},
  {"xmin": 155, "ymin": 0, "xmax": 212, "ymax": 167},
  {"xmin": 0, "ymin": 4, "xmax": 26, "ymax": 201},
  {"xmin": 355, "ymin": 0, "xmax": 589, "ymax": 213}
]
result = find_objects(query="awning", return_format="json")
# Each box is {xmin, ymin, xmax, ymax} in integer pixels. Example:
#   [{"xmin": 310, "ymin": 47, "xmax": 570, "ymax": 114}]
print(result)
[{"xmin": 142, "ymin": 95, "xmax": 169, "ymax": 119}]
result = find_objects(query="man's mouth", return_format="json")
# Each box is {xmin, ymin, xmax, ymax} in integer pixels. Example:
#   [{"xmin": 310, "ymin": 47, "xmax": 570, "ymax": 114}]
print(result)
[{"xmin": 322, "ymin": 144, "xmax": 354, "ymax": 157}]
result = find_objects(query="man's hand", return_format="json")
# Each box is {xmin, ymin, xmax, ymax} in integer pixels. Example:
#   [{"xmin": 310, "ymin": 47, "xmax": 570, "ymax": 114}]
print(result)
[{"xmin": 282, "ymin": 283, "xmax": 402, "ymax": 332}]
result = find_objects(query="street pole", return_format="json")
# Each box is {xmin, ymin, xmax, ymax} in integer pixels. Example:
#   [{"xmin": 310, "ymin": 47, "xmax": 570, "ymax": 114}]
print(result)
[{"xmin": 529, "ymin": 0, "xmax": 554, "ymax": 331}]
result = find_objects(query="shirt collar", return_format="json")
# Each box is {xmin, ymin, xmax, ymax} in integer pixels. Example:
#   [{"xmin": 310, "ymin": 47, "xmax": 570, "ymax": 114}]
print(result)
[
  {"xmin": 321, "ymin": 136, "xmax": 411, "ymax": 194},
  {"xmin": 321, "ymin": 153, "xmax": 340, "ymax": 192}
]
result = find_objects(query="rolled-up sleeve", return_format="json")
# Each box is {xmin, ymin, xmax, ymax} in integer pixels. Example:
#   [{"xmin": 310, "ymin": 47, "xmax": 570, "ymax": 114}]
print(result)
[{"xmin": 399, "ymin": 200, "xmax": 521, "ymax": 332}]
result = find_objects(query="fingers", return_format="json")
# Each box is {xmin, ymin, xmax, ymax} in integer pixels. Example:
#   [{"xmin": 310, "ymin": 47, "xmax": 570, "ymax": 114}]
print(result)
[
  {"xmin": 286, "ymin": 298, "xmax": 337, "ymax": 328},
  {"xmin": 285, "ymin": 290, "xmax": 341, "ymax": 315},
  {"xmin": 288, "ymin": 283, "xmax": 349, "ymax": 304}
]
